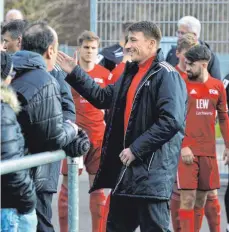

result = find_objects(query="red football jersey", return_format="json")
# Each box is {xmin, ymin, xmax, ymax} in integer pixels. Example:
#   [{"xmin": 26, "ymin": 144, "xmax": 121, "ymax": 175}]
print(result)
[
  {"xmin": 72, "ymin": 64, "xmax": 110, "ymax": 141},
  {"xmin": 182, "ymin": 76, "xmax": 229, "ymax": 157}
]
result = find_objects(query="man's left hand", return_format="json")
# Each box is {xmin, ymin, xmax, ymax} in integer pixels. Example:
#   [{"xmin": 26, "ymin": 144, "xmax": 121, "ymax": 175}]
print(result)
[
  {"xmin": 223, "ymin": 148, "xmax": 229, "ymax": 165},
  {"xmin": 119, "ymin": 148, "xmax": 136, "ymax": 166},
  {"xmin": 57, "ymin": 51, "xmax": 77, "ymax": 74}
]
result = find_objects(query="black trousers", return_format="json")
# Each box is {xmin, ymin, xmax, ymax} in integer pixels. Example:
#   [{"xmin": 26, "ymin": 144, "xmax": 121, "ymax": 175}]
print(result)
[
  {"xmin": 225, "ymin": 169, "xmax": 229, "ymax": 223},
  {"xmin": 36, "ymin": 192, "xmax": 55, "ymax": 232},
  {"xmin": 106, "ymin": 195, "xmax": 171, "ymax": 232}
]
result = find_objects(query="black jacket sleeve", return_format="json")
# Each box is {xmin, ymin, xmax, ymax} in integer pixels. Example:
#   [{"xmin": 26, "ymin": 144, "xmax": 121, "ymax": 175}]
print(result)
[
  {"xmin": 130, "ymin": 70, "xmax": 187, "ymax": 159},
  {"xmin": 1, "ymin": 103, "xmax": 36, "ymax": 213},
  {"xmin": 18, "ymin": 79, "xmax": 77, "ymax": 153},
  {"xmin": 65, "ymin": 65, "xmax": 114, "ymax": 109},
  {"xmin": 207, "ymin": 52, "xmax": 222, "ymax": 80},
  {"xmin": 50, "ymin": 65, "xmax": 76, "ymax": 122}
]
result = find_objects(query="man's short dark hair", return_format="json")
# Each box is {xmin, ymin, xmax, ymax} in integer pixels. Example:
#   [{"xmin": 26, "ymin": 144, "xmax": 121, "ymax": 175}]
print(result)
[
  {"xmin": 127, "ymin": 21, "xmax": 162, "ymax": 44},
  {"xmin": 1, "ymin": 20, "xmax": 28, "ymax": 39},
  {"xmin": 184, "ymin": 45, "xmax": 211, "ymax": 63},
  {"xmin": 21, "ymin": 21, "xmax": 55, "ymax": 55}
]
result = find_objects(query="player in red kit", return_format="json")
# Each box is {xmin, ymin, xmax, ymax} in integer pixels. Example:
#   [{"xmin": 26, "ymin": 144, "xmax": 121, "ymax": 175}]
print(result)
[
  {"xmin": 177, "ymin": 45, "xmax": 229, "ymax": 232},
  {"xmin": 172, "ymin": 34, "xmax": 223, "ymax": 232},
  {"xmin": 58, "ymin": 31, "xmax": 111, "ymax": 232}
]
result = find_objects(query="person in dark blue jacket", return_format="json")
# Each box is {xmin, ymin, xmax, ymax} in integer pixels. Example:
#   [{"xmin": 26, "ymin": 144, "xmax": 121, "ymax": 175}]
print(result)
[
  {"xmin": 57, "ymin": 21, "xmax": 187, "ymax": 232},
  {"xmin": 11, "ymin": 22, "xmax": 89, "ymax": 232},
  {"xmin": 1, "ymin": 51, "xmax": 37, "ymax": 231},
  {"xmin": 98, "ymin": 22, "xmax": 133, "ymax": 71}
]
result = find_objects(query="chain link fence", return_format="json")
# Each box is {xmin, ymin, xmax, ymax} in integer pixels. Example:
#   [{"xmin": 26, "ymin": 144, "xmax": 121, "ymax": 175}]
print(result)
[{"xmin": 95, "ymin": 0, "xmax": 229, "ymax": 54}]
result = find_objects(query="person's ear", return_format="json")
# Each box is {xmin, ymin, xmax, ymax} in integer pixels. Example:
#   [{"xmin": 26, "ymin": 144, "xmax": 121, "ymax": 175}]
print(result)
[
  {"xmin": 47, "ymin": 44, "xmax": 54, "ymax": 59},
  {"xmin": 202, "ymin": 62, "xmax": 208, "ymax": 69},
  {"xmin": 176, "ymin": 50, "xmax": 180, "ymax": 58},
  {"xmin": 17, "ymin": 36, "xmax": 22, "ymax": 49},
  {"xmin": 149, "ymin": 39, "xmax": 156, "ymax": 49}
]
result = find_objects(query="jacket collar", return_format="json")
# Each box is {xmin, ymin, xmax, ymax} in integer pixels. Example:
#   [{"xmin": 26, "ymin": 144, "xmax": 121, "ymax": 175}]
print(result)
[
  {"xmin": 12, "ymin": 50, "xmax": 47, "ymax": 73},
  {"xmin": 1, "ymin": 83, "xmax": 20, "ymax": 113}
]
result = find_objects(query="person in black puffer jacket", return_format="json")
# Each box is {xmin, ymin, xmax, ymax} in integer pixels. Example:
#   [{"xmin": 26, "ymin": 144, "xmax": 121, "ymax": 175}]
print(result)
[
  {"xmin": 11, "ymin": 22, "xmax": 89, "ymax": 232},
  {"xmin": 1, "ymin": 51, "xmax": 37, "ymax": 231}
]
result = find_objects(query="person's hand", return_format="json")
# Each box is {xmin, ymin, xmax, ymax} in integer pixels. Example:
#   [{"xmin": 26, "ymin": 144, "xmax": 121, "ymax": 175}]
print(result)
[
  {"xmin": 223, "ymin": 148, "xmax": 229, "ymax": 165},
  {"xmin": 66, "ymin": 120, "xmax": 78, "ymax": 135},
  {"xmin": 63, "ymin": 128, "xmax": 90, "ymax": 157},
  {"xmin": 122, "ymin": 48, "xmax": 131, "ymax": 63},
  {"xmin": 57, "ymin": 51, "xmax": 77, "ymax": 74},
  {"xmin": 119, "ymin": 148, "xmax": 136, "ymax": 166},
  {"xmin": 181, "ymin": 147, "xmax": 194, "ymax": 165}
]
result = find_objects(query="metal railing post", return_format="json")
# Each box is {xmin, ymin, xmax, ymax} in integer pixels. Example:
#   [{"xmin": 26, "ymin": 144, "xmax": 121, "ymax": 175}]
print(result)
[
  {"xmin": 90, "ymin": 0, "xmax": 97, "ymax": 33},
  {"xmin": 68, "ymin": 156, "xmax": 79, "ymax": 232}
]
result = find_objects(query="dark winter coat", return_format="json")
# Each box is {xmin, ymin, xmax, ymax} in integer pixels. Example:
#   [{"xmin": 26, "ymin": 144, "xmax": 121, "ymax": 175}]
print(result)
[
  {"xmin": 66, "ymin": 49, "xmax": 187, "ymax": 200},
  {"xmin": 1, "ymin": 84, "xmax": 36, "ymax": 213},
  {"xmin": 11, "ymin": 51, "xmax": 77, "ymax": 193}
]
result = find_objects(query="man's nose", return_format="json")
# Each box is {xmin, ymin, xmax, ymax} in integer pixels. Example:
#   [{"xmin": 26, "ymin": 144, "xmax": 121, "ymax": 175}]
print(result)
[
  {"xmin": 125, "ymin": 40, "xmax": 131, "ymax": 49},
  {"xmin": 3, "ymin": 41, "xmax": 7, "ymax": 49}
]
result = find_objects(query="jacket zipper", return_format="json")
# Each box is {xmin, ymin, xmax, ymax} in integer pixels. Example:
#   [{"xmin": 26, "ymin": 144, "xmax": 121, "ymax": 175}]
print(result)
[
  {"xmin": 148, "ymin": 152, "xmax": 155, "ymax": 171},
  {"xmin": 113, "ymin": 166, "xmax": 127, "ymax": 193},
  {"xmin": 113, "ymin": 68, "xmax": 162, "ymax": 194}
]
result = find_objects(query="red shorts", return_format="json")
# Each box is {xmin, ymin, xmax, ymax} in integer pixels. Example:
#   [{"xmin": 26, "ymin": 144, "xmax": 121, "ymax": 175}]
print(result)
[
  {"xmin": 61, "ymin": 140, "xmax": 102, "ymax": 175},
  {"xmin": 177, "ymin": 156, "xmax": 220, "ymax": 191}
]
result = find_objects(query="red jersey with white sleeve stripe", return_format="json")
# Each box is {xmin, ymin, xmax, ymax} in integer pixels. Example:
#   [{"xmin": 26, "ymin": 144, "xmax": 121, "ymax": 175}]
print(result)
[
  {"xmin": 182, "ymin": 76, "xmax": 229, "ymax": 157},
  {"xmin": 71, "ymin": 64, "xmax": 110, "ymax": 141}
]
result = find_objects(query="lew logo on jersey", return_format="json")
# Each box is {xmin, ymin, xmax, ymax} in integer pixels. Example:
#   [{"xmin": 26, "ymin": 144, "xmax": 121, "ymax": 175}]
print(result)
[{"xmin": 196, "ymin": 99, "xmax": 209, "ymax": 109}]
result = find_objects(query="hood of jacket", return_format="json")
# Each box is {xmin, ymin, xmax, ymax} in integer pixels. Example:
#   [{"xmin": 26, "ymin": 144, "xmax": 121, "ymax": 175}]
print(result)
[
  {"xmin": 1, "ymin": 83, "xmax": 20, "ymax": 113},
  {"xmin": 12, "ymin": 50, "xmax": 47, "ymax": 73}
]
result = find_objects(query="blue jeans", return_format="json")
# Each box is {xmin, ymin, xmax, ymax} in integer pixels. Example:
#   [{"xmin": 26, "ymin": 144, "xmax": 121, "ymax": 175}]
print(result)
[{"xmin": 1, "ymin": 208, "xmax": 37, "ymax": 232}]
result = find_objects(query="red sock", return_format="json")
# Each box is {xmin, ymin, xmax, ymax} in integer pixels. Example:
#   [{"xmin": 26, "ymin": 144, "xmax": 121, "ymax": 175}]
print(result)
[
  {"xmin": 90, "ymin": 190, "xmax": 106, "ymax": 232},
  {"xmin": 58, "ymin": 184, "xmax": 68, "ymax": 232},
  {"xmin": 194, "ymin": 207, "xmax": 204, "ymax": 232},
  {"xmin": 99, "ymin": 193, "xmax": 111, "ymax": 232},
  {"xmin": 205, "ymin": 195, "xmax": 221, "ymax": 232},
  {"xmin": 179, "ymin": 209, "xmax": 194, "ymax": 232},
  {"xmin": 171, "ymin": 192, "xmax": 181, "ymax": 232}
]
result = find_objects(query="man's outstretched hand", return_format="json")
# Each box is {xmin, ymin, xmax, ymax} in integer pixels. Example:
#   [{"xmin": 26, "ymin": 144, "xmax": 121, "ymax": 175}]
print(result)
[{"xmin": 57, "ymin": 51, "xmax": 77, "ymax": 74}]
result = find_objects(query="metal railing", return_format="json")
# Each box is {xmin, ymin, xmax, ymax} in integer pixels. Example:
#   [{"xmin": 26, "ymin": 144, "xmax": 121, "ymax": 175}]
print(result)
[{"xmin": 0, "ymin": 151, "xmax": 80, "ymax": 232}]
